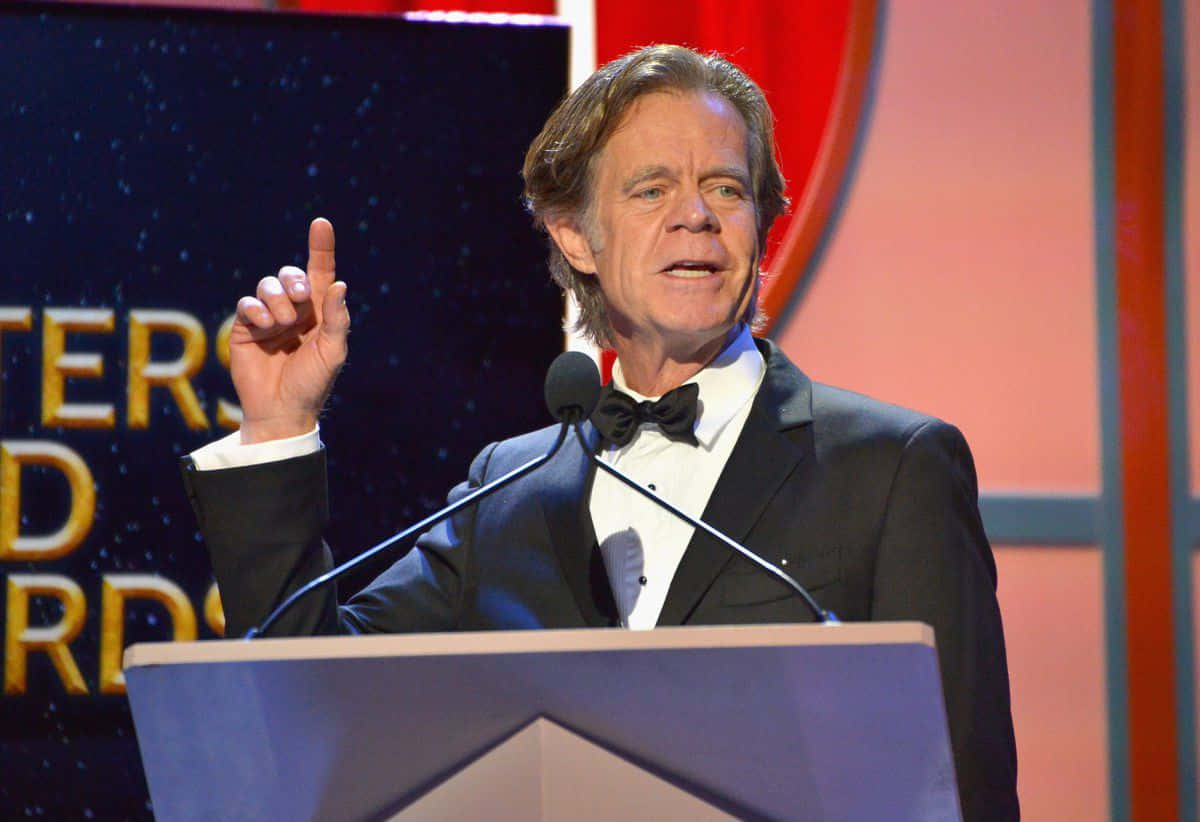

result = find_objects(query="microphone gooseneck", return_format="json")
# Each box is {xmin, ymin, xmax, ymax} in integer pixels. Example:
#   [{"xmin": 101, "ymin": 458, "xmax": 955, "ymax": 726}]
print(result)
[
  {"xmin": 572, "ymin": 418, "xmax": 839, "ymax": 625},
  {"xmin": 247, "ymin": 351, "xmax": 835, "ymax": 636},
  {"xmin": 247, "ymin": 352, "xmax": 594, "ymax": 639}
]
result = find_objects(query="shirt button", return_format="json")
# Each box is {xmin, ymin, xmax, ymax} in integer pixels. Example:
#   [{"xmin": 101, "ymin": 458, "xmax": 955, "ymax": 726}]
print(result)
[
  {"xmin": 638, "ymin": 575, "xmax": 648, "ymax": 586},
  {"xmin": 648, "ymin": 483, "xmax": 656, "ymax": 491}
]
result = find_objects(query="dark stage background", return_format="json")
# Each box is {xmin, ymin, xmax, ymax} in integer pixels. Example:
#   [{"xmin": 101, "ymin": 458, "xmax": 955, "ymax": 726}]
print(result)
[{"xmin": 0, "ymin": 3, "xmax": 567, "ymax": 816}]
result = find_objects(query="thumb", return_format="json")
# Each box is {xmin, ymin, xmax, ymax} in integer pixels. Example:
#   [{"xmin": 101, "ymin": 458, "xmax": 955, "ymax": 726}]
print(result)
[{"xmin": 316, "ymin": 280, "xmax": 350, "ymax": 362}]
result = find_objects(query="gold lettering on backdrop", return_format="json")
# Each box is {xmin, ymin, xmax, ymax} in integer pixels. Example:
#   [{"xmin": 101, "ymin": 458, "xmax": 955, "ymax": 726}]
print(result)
[
  {"xmin": 214, "ymin": 313, "xmax": 242, "ymax": 430},
  {"xmin": 5, "ymin": 575, "xmax": 88, "ymax": 695},
  {"xmin": 127, "ymin": 309, "xmax": 209, "ymax": 430},
  {"xmin": 98, "ymin": 575, "xmax": 197, "ymax": 694},
  {"xmin": 0, "ymin": 440, "xmax": 95, "ymax": 561},
  {"xmin": 0, "ymin": 307, "xmax": 33, "ymax": 415},
  {"xmin": 0, "ymin": 309, "xmax": 252, "ymax": 697},
  {"xmin": 204, "ymin": 581, "xmax": 226, "ymax": 636},
  {"xmin": 41, "ymin": 308, "xmax": 116, "ymax": 428}
]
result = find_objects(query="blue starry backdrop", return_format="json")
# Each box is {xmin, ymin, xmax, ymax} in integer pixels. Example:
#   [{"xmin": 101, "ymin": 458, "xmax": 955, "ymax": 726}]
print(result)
[{"xmin": 0, "ymin": 3, "xmax": 567, "ymax": 816}]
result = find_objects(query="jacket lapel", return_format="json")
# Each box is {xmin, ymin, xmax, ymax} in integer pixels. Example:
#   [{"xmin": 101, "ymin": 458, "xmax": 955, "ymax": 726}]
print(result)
[
  {"xmin": 657, "ymin": 340, "xmax": 814, "ymax": 625},
  {"xmin": 541, "ymin": 422, "xmax": 618, "ymax": 627}
]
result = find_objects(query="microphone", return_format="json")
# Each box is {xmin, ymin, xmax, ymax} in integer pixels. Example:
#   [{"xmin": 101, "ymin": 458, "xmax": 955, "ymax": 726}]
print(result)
[
  {"xmin": 246, "ymin": 351, "xmax": 601, "ymax": 638},
  {"xmin": 544, "ymin": 350, "xmax": 603, "ymax": 423},
  {"xmin": 570, "ymin": 369, "xmax": 839, "ymax": 625}
]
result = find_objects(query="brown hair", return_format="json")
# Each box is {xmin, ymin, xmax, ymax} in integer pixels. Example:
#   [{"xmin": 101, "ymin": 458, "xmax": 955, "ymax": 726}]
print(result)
[{"xmin": 522, "ymin": 44, "xmax": 789, "ymax": 347}]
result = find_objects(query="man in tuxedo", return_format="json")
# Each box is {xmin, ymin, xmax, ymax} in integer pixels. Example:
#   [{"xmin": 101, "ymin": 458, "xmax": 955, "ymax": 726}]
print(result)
[{"xmin": 185, "ymin": 45, "xmax": 1018, "ymax": 820}]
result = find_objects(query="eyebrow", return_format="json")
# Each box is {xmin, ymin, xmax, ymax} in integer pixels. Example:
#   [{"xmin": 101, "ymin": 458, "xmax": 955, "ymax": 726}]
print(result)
[
  {"xmin": 619, "ymin": 164, "xmax": 752, "ymax": 195},
  {"xmin": 620, "ymin": 165, "xmax": 674, "ymax": 195},
  {"xmin": 701, "ymin": 165, "xmax": 752, "ymax": 189}
]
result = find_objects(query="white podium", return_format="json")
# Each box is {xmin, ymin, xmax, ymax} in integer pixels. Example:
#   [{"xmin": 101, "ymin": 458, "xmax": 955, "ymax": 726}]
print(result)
[{"xmin": 124, "ymin": 623, "xmax": 960, "ymax": 821}]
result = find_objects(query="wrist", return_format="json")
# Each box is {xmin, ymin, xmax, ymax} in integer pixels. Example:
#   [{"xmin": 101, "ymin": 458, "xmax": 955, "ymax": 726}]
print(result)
[{"xmin": 239, "ymin": 415, "xmax": 319, "ymax": 444}]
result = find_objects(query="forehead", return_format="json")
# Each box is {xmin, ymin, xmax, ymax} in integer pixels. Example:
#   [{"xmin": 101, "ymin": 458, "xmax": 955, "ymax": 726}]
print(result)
[{"xmin": 594, "ymin": 90, "xmax": 750, "ymax": 180}]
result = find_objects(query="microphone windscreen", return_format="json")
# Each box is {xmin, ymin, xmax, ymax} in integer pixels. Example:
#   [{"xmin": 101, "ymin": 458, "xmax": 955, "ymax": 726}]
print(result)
[{"xmin": 544, "ymin": 351, "xmax": 602, "ymax": 422}]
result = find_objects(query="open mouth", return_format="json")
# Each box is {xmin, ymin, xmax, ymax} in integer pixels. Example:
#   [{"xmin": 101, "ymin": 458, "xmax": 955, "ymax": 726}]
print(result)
[{"xmin": 662, "ymin": 261, "xmax": 720, "ymax": 279}]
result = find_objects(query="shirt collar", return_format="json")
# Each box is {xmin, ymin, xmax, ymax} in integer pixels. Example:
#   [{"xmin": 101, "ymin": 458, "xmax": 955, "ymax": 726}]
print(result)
[{"xmin": 610, "ymin": 325, "xmax": 765, "ymax": 448}]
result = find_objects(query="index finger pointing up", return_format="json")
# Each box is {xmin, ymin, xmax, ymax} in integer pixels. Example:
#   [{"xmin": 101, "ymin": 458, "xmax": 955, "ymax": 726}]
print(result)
[{"xmin": 306, "ymin": 217, "xmax": 336, "ymax": 288}]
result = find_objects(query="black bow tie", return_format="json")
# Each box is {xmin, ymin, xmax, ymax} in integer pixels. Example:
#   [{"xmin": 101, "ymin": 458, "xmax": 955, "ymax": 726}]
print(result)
[{"xmin": 591, "ymin": 382, "xmax": 700, "ymax": 447}]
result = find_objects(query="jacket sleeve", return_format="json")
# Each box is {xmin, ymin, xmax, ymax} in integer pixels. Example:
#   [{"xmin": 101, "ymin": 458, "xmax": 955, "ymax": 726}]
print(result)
[
  {"xmin": 869, "ymin": 420, "xmax": 1019, "ymax": 822},
  {"xmin": 182, "ymin": 441, "xmax": 499, "ymax": 638}
]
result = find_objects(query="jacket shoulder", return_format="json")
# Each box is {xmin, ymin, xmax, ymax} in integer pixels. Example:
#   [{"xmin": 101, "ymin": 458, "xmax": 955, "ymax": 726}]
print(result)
[
  {"xmin": 807, "ymin": 382, "xmax": 971, "ymax": 473},
  {"xmin": 756, "ymin": 337, "xmax": 965, "ymax": 456},
  {"xmin": 467, "ymin": 422, "xmax": 566, "ymax": 479},
  {"xmin": 811, "ymin": 382, "xmax": 940, "ymax": 439}
]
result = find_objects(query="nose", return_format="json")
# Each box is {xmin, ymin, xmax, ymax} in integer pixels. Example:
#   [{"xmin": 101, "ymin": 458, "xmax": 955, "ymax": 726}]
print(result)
[{"xmin": 668, "ymin": 188, "xmax": 718, "ymax": 233}]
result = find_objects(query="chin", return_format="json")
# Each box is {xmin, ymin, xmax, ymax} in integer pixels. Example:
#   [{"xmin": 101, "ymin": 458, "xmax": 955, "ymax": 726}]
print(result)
[{"xmin": 658, "ymin": 317, "xmax": 740, "ymax": 348}]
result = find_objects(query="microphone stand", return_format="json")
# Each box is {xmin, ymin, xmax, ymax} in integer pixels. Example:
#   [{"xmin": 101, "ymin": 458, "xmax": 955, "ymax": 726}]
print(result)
[
  {"xmin": 571, "ymin": 420, "xmax": 840, "ymax": 625},
  {"xmin": 246, "ymin": 422, "xmax": 571, "ymax": 638}
]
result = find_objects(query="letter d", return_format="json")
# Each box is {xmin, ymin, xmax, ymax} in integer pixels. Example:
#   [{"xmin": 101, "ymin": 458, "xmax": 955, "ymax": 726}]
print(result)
[{"xmin": 0, "ymin": 440, "xmax": 95, "ymax": 560}]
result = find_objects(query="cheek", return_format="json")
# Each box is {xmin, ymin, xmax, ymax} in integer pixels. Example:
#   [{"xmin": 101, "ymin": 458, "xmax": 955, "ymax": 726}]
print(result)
[
  {"xmin": 733, "ymin": 213, "xmax": 760, "ymax": 250},
  {"xmin": 618, "ymin": 212, "xmax": 666, "ymax": 246}
]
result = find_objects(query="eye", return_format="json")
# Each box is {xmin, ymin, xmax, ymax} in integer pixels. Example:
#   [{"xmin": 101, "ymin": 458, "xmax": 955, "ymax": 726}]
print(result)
[
  {"xmin": 715, "ymin": 184, "xmax": 743, "ymax": 198},
  {"xmin": 636, "ymin": 186, "xmax": 664, "ymax": 201}
]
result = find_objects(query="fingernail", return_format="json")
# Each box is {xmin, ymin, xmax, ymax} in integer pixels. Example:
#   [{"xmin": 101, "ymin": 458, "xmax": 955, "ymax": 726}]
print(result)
[
  {"xmin": 263, "ymin": 279, "xmax": 283, "ymax": 295},
  {"xmin": 292, "ymin": 281, "xmax": 307, "ymax": 294}
]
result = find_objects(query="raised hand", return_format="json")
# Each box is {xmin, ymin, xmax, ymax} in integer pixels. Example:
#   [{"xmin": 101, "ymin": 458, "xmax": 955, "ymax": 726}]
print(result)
[{"xmin": 229, "ymin": 218, "xmax": 350, "ymax": 443}]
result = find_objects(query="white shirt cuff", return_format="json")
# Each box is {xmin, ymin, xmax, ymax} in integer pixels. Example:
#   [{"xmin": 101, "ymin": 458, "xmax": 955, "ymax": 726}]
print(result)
[{"xmin": 189, "ymin": 426, "xmax": 322, "ymax": 471}]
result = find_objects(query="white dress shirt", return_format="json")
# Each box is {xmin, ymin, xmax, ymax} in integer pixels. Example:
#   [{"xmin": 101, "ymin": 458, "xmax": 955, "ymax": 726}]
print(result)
[
  {"xmin": 188, "ymin": 325, "xmax": 765, "ymax": 630},
  {"xmin": 190, "ymin": 424, "xmax": 320, "ymax": 470},
  {"xmin": 590, "ymin": 326, "xmax": 764, "ymax": 628}
]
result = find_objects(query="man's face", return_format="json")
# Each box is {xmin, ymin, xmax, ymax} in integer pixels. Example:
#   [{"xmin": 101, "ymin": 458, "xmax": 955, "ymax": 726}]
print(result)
[{"xmin": 556, "ymin": 91, "xmax": 759, "ymax": 356}]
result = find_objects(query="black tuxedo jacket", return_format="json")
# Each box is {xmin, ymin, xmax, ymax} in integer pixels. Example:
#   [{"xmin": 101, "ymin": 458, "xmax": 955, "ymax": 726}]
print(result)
[{"xmin": 184, "ymin": 340, "xmax": 1018, "ymax": 821}]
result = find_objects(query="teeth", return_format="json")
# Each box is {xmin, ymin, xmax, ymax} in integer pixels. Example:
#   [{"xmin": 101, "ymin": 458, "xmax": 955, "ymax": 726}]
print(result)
[{"xmin": 664, "ymin": 267, "xmax": 716, "ymax": 278}]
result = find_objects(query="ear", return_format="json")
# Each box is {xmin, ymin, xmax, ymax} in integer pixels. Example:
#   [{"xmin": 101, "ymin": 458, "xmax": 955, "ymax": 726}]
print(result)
[{"xmin": 545, "ymin": 215, "xmax": 598, "ymax": 275}]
